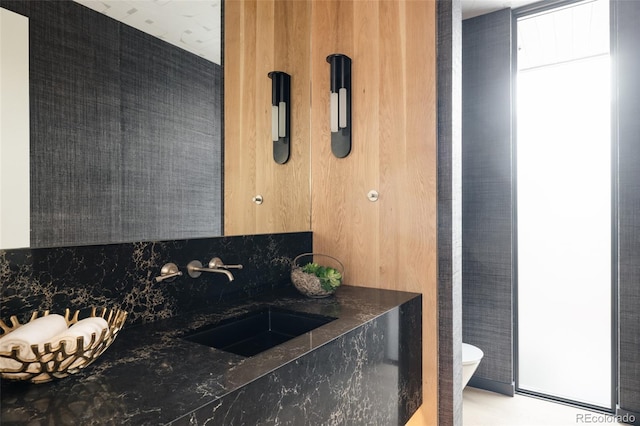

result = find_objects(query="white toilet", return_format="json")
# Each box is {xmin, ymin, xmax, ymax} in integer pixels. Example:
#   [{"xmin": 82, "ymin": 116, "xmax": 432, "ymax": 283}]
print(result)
[{"xmin": 462, "ymin": 343, "xmax": 484, "ymax": 388}]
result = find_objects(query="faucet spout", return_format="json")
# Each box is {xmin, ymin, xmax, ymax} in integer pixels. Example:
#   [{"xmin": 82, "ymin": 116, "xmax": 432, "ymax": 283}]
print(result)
[{"xmin": 187, "ymin": 260, "xmax": 235, "ymax": 281}]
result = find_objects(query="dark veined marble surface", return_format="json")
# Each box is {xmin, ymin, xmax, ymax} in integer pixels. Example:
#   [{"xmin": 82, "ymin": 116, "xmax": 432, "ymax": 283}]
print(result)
[
  {"xmin": 1, "ymin": 286, "xmax": 422, "ymax": 425},
  {"xmin": 0, "ymin": 232, "xmax": 312, "ymax": 326}
]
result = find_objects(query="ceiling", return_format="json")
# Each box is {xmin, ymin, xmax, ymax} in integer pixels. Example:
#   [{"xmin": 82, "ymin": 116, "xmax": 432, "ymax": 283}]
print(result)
[
  {"xmin": 73, "ymin": 0, "xmax": 222, "ymax": 64},
  {"xmin": 462, "ymin": 0, "xmax": 540, "ymax": 19},
  {"xmin": 72, "ymin": 0, "xmax": 541, "ymax": 64}
]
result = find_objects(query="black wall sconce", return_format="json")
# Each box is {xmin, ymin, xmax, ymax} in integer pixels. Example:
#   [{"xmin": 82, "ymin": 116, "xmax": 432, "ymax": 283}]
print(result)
[
  {"xmin": 327, "ymin": 54, "xmax": 352, "ymax": 158},
  {"xmin": 268, "ymin": 71, "xmax": 291, "ymax": 164}
]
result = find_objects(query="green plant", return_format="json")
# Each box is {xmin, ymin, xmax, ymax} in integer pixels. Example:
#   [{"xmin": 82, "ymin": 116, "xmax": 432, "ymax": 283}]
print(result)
[{"xmin": 301, "ymin": 262, "xmax": 342, "ymax": 291}]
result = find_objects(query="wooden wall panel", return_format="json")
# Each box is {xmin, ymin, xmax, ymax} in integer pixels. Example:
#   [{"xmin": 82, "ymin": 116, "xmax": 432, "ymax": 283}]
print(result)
[
  {"xmin": 310, "ymin": 1, "xmax": 438, "ymax": 423},
  {"xmin": 225, "ymin": 0, "xmax": 311, "ymax": 235},
  {"xmin": 225, "ymin": 0, "xmax": 255, "ymax": 233}
]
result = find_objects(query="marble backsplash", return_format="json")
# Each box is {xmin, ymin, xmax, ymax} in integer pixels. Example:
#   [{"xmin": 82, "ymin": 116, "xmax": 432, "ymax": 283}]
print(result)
[{"xmin": 0, "ymin": 232, "xmax": 312, "ymax": 326}]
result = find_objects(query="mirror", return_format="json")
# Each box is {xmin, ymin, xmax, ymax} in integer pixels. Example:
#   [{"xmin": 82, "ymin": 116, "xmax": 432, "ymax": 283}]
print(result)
[
  {"xmin": 0, "ymin": 0, "xmax": 225, "ymax": 249},
  {"xmin": 0, "ymin": 0, "xmax": 313, "ymax": 250}
]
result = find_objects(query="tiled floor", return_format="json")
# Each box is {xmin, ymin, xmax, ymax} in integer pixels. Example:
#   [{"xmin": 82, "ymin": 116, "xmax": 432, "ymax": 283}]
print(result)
[{"xmin": 463, "ymin": 387, "xmax": 624, "ymax": 426}]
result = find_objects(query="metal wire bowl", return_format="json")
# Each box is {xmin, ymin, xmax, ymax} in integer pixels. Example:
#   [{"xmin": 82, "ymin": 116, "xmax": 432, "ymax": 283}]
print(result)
[
  {"xmin": 291, "ymin": 253, "xmax": 344, "ymax": 298},
  {"xmin": 0, "ymin": 307, "xmax": 127, "ymax": 384}
]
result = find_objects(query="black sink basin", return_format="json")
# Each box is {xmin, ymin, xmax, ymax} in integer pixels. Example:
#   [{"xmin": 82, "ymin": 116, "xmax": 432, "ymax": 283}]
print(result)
[{"xmin": 182, "ymin": 307, "xmax": 337, "ymax": 357}]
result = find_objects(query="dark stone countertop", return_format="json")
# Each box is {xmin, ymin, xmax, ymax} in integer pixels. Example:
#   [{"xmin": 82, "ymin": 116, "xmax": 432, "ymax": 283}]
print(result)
[{"xmin": 0, "ymin": 285, "xmax": 420, "ymax": 425}]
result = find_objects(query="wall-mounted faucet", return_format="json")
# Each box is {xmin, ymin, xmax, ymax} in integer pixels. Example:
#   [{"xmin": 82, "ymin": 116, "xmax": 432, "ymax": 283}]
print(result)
[
  {"xmin": 155, "ymin": 263, "xmax": 183, "ymax": 283},
  {"xmin": 186, "ymin": 257, "xmax": 243, "ymax": 282}
]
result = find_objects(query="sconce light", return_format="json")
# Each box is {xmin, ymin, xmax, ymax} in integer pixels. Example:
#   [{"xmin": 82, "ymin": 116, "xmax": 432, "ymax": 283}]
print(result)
[
  {"xmin": 326, "ymin": 54, "xmax": 352, "ymax": 158},
  {"xmin": 268, "ymin": 71, "xmax": 291, "ymax": 164}
]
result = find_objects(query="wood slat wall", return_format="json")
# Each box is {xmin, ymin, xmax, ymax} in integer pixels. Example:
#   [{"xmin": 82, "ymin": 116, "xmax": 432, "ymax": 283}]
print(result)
[
  {"xmin": 225, "ymin": 0, "xmax": 311, "ymax": 236},
  {"xmin": 310, "ymin": 1, "xmax": 438, "ymax": 423}
]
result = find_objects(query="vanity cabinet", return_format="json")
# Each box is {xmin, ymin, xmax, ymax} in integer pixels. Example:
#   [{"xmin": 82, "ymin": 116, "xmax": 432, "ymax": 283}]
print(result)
[{"xmin": 1, "ymin": 287, "xmax": 422, "ymax": 425}]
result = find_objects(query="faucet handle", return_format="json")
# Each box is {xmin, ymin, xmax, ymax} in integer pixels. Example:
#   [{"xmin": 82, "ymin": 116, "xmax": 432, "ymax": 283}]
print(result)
[
  {"xmin": 155, "ymin": 263, "xmax": 183, "ymax": 283},
  {"xmin": 208, "ymin": 257, "xmax": 243, "ymax": 270}
]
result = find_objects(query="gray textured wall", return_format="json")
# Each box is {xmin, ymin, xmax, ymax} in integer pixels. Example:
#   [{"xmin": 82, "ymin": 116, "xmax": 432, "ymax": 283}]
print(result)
[
  {"xmin": 615, "ymin": 0, "xmax": 640, "ymax": 417},
  {"xmin": 0, "ymin": 0, "xmax": 223, "ymax": 248},
  {"xmin": 461, "ymin": 8, "xmax": 514, "ymax": 394}
]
